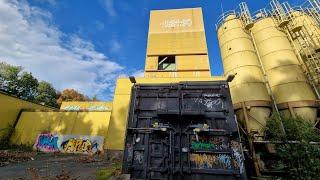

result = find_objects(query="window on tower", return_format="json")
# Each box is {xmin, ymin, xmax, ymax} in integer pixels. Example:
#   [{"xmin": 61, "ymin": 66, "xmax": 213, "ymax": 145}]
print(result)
[{"xmin": 158, "ymin": 56, "xmax": 176, "ymax": 71}]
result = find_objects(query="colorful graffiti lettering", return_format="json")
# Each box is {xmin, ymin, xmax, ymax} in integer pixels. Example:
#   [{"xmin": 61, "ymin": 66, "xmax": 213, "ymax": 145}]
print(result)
[
  {"xmin": 191, "ymin": 136, "xmax": 228, "ymax": 150},
  {"xmin": 61, "ymin": 138, "xmax": 97, "ymax": 153},
  {"xmin": 230, "ymin": 141, "xmax": 244, "ymax": 173},
  {"xmin": 190, "ymin": 153, "xmax": 232, "ymax": 169},
  {"xmin": 34, "ymin": 134, "xmax": 104, "ymax": 154},
  {"xmin": 218, "ymin": 154, "xmax": 232, "ymax": 169},
  {"xmin": 34, "ymin": 134, "xmax": 59, "ymax": 152},
  {"xmin": 191, "ymin": 141, "xmax": 214, "ymax": 150}
]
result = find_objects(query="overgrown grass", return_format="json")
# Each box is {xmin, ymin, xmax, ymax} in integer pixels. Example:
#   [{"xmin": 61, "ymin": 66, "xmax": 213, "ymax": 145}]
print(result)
[{"xmin": 96, "ymin": 163, "xmax": 122, "ymax": 180}]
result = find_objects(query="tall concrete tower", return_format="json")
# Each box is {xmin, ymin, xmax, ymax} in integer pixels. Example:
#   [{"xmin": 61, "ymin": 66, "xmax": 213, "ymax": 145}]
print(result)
[{"xmin": 144, "ymin": 8, "xmax": 211, "ymax": 78}]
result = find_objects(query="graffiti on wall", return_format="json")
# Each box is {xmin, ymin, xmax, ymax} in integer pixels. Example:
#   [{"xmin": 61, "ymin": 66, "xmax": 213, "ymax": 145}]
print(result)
[
  {"xmin": 33, "ymin": 133, "xmax": 59, "ymax": 152},
  {"xmin": 190, "ymin": 153, "xmax": 232, "ymax": 169},
  {"xmin": 60, "ymin": 137, "xmax": 101, "ymax": 154},
  {"xmin": 62, "ymin": 105, "xmax": 110, "ymax": 111},
  {"xmin": 34, "ymin": 134, "xmax": 104, "ymax": 154},
  {"xmin": 230, "ymin": 140, "xmax": 244, "ymax": 173},
  {"xmin": 161, "ymin": 19, "xmax": 192, "ymax": 28},
  {"xmin": 194, "ymin": 97, "xmax": 224, "ymax": 110},
  {"xmin": 190, "ymin": 136, "xmax": 228, "ymax": 151},
  {"xmin": 189, "ymin": 136, "xmax": 244, "ymax": 172}
]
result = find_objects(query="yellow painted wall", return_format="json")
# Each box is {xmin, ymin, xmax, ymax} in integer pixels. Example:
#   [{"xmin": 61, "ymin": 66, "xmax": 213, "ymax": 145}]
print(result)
[
  {"xmin": 106, "ymin": 76, "xmax": 225, "ymax": 150},
  {"xmin": 10, "ymin": 111, "xmax": 111, "ymax": 149},
  {"xmin": 0, "ymin": 92, "xmax": 55, "ymax": 137},
  {"xmin": 145, "ymin": 8, "xmax": 211, "ymax": 78},
  {"xmin": 60, "ymin": 101, "xmax": 113, "ymax": 111}
]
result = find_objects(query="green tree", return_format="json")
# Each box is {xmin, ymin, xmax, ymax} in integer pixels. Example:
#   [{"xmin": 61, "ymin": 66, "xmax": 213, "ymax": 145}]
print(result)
[
  {"xmin": 0, "ymin": 62, "xmax": 22, "ymax": 94},
  {"xmin": 17, "ymin": 72, "xmax": 39, "ymax": 100},
  {"xmin": 35, "ymin": 81, "xmax": 58, "ymax": 107},
  {"xmin": 266, "ymin": 115, "xmax": 320, "ymax": 179}
]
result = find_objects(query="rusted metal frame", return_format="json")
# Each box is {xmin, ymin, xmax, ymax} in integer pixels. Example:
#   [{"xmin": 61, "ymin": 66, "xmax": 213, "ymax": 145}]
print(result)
[
  {"xmin": 233, "ymin": 100, "xmax": 272, "ymax": 110},
  {"xmin": 276, "ymin": 100, "xmax": 320, "ymax": 109},
  {"xmin": 241, "ymin": 102, "xmax": 261, "ymax": 177}
]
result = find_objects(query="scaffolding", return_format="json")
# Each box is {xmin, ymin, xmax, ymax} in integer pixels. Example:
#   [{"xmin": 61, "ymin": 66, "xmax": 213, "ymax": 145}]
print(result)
[{"xmin": 270, "ymin": 0, "xmax": 320, "ymax": 94}]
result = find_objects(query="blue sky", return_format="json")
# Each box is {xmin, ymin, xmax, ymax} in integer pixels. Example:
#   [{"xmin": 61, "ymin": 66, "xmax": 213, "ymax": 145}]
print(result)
[{"xmin": 0, "ymin": 0, "xmax": 304, "ymax": 100}]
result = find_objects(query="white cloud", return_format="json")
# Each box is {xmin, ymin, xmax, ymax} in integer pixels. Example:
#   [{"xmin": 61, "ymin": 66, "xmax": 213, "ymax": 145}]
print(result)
[
  {"xmin": 0, "ymin": 0, "xmax": 124, "ymax": 100},
  {"xmin": 109, "ymin": 39, "xmax": 121, "ymax": 53},
  {"xmin": 103, "ymin": 0, "xmax": 116, "ymax": 17},
  {"xmin": 131, "ymin": 70, "xmax": 144, "ymax": 78}
]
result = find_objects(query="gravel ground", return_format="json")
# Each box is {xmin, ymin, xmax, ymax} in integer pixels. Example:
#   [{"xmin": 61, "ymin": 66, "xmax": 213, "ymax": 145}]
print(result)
[{"xmin": 0, "ymin": 151, "xmax": 119, "ymax": 180}]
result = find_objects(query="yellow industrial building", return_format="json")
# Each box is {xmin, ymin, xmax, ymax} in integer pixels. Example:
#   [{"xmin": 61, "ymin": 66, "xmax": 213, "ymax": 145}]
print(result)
[{"xmin": 1, "ymin": 0, "xmax": 319, "ymax": 153}]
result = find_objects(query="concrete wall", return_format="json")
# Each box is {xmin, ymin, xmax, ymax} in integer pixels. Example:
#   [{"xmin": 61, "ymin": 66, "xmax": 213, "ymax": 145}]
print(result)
[
  {"xmin": 0, "ymin": 92, "xmax": 55, "ymax": 137},
  {"xmin": 10, "ymin": 111, "xmax": 111, "ymax": 149}
]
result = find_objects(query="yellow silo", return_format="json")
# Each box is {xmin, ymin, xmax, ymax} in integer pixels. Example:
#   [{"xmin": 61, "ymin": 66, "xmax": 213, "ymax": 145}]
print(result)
[
  {"xmin": 217, "ymin": 13, "xmax": 272, "ymax": 136},
  {"xmin": 250, "ymin": 17, "xmax": 317, "ymax": 122}
]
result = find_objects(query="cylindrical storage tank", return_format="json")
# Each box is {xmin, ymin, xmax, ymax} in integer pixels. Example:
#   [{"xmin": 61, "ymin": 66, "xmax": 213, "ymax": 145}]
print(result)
[
  {"xmin": 250, "ymin": 17, "xmax": 317, "ymax": 122},
  {"xmin": 217, "ymin": 14, "xmax": 272, "ymax": 136}
]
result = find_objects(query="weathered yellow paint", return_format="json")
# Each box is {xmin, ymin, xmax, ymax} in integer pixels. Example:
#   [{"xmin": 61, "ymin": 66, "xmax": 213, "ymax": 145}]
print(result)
[
  {"xmin": 251, "ymin": 17, "xmax": 317, "ymax": 122},
  {"xmin": 217, "ymin": 14, "xmax": 271, "ymax": 135},
  {"xmin": 60, "ymin": 101, "xmax": 113, "ymax": 111},
  {"xmin": 145, "ymin": 8, "xmax": 211, "ymax": 78},
  {"xmin": 106, "ymin": 76, "xmax": 225, "ymax": 150},
  {"xmin": 0, "ymin": 92, "xmax": 55, "ymax": 138},
  {"xmin": 10, "ymin": 111, "xmax": 111, "ymax": 148}
]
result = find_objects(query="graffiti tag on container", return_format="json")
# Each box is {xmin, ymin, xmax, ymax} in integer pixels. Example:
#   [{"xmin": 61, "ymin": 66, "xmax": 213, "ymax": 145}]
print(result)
[
  {"xmin": 191, "ymin": 136, "xmax": 228, "ymax": 151},
  {"xmin": 134, "ymin": 151, "xmax": 144, "ymax": 164},
  {"xmin": 194, "ymin": 97, "xmax": 224, "ymax": 110},
  {"xmin": 230, "ymin": 140, "xmax": 244, "ymax": 173},
  {"xmin": 33, "ymin": 133, "xmax": 59, "ymax": 152},
  {"xmin": 190, "ymin": 153, "xmax": 232, "ymax": 169}
]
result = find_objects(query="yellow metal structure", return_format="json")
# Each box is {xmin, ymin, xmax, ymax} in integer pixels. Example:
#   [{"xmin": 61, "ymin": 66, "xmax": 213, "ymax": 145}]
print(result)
[
  {"xmin": 145, "ymin": 8, "xmax": 211, "ymax": 78},
  {"xmin": 106, "ymin": 77, "xmax": 225, "ymax": 150},
  {"xmin": 250, "ymin": 17, "xmax": 317, "ymax": 122},
  {"xmin": 288, "ymin": 11, "xmax": 320, "ymax": 85},
  {"xmin": 217, "ymin": 14, "xmax": 271, "ymax": 136},
  {"xmin": 10, "ymin": 111, "xmax": 111, "ymax": 148},
  {"xmin": 0, "ymin": 92, "xmax": 55, "ymax": 137}
]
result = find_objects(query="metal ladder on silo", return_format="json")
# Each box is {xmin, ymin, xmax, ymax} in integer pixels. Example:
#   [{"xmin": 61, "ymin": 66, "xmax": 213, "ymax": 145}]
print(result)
[
  {"xmin": 285, "ymin": 3, "xmax": 320, "ymax": 85},
  {"xmin": 271, "ymin": 0, "xmax": 320, "ymax": 96},
  {"xmin": 308, "ymin": 0, "xmax": 320, "ymax": 24},
  {"xmin": 239, "ymin": 2, "xmax": 254, "ymax": 30},
  {"xmin": 270, "ymin": 0, "xmax": 290, "ymax": 27}
]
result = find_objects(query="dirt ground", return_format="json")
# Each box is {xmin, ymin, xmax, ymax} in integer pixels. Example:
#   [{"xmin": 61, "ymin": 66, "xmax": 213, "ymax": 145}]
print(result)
[{"xmin": 0, "ymin": 150, "xmax": 122, "ymax": 180}]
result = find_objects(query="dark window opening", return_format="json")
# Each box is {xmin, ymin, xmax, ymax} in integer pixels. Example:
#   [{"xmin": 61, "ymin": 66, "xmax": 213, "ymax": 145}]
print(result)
[{"xmin": 158, "ymin": 56, "xmax": 176, "ymax": 71}]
